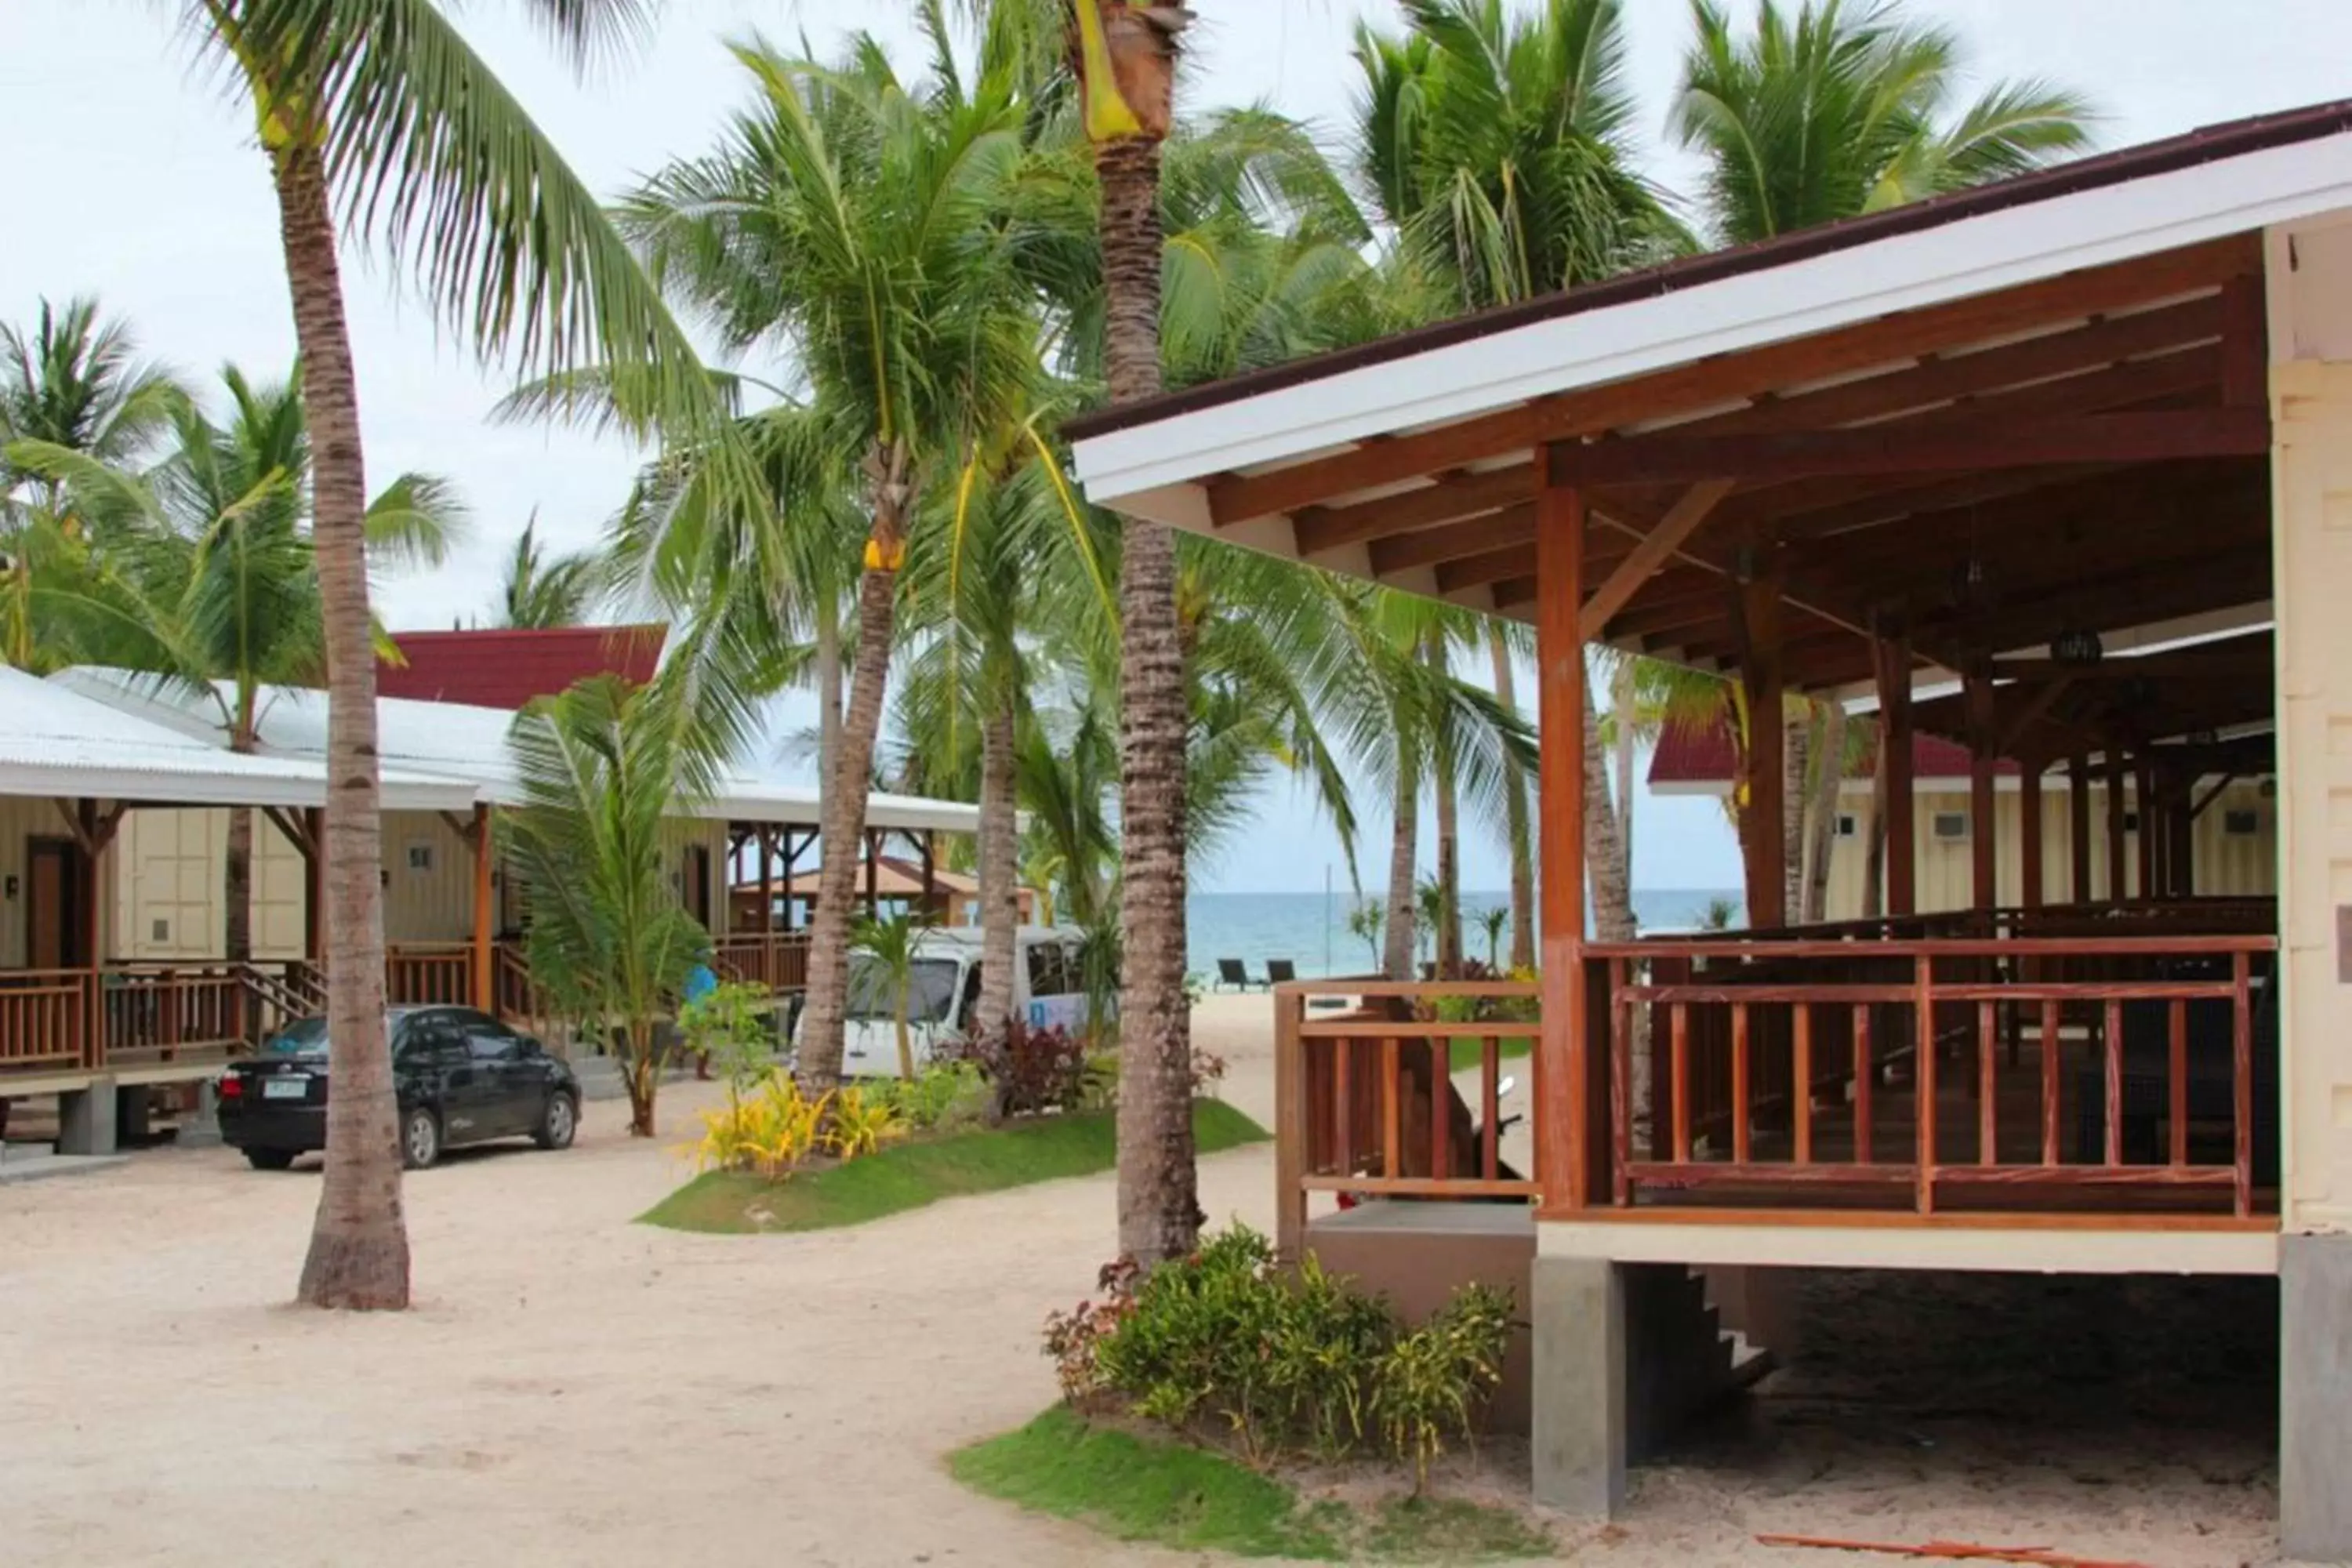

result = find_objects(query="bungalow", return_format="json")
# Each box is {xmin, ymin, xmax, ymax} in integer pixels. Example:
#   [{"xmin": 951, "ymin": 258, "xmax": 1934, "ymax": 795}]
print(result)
[{"xmin": 1069, "ymin": 98, "xmax": 2352, "ymax": 1559}]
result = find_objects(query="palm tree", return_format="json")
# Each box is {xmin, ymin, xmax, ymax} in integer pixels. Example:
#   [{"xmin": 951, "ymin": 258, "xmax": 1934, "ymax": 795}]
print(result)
[
  {"xmin": 175, "ymin": 0, "xmax": 728, "ymax": 1308},
  {"xmin": 496, "ymin": 514, "xmax": 599, "ymax": 628},
  {"xmin": 506, "ymin": 672, "xmax": 732, "ymax": 1138},
  {"xmin": 851, "ymin": 909, "xmax": 928, "ymax": 1082},
  {"xmin": 1673, "ymin": 0, "xmax": 2096, "ymax": 246},
  {"xmin": 1487, "ymin": 624, "xmax": 1535, "ymax": 969},
  {"xmin": 622, "ymin": 32, "xmax": 1044, "ymax": 1101},
  {"xmin": 11, "ymin": 363, "xmax": 463, "ymax": 964}
]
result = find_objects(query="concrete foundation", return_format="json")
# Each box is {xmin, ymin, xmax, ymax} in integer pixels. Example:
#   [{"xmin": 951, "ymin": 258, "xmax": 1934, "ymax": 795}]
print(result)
[
  {"xmin": 56, "ymin": 1075, "xmax": 118, "ymax": 1156},
  {"xmin": 1530, "ymin": 1254, "xmax": 1628, "ymax": 1517},
  {"xmin": 116, "ymin": 1085, "xmax": 154, "ymax": 1144},
  {"xmin": 2281, "ymin": 1233, "xmax": 2352, "ymax": 1563},
  {"xmin": 177, "ymin": 1080, "xmax": 223, "ymax": 1149}
]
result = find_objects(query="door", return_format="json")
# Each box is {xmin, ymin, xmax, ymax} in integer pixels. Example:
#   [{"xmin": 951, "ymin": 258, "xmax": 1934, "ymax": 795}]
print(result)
[
  {"xmin": 682, "ymin": 844, "xmax": 713, "ymax": 931},
  {"xmin": 405, "ymin": 1013, "xmax": 497, "ymax": 1145},
  {"xmin": 457, "ymin": 1010, "xmax": 535, "ymax": 1135},
  {"xmin": 26, "ymin": 837, "xmax": 89, "ymax": 970}
]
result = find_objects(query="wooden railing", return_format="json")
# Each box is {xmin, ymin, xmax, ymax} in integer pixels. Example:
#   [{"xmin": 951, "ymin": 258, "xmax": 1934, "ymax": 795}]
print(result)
[
  {"xmin": 385, "ymin": 943, "xmax": 474, "ymax": 1008},
  {"xmin": 712, "ymin": 933, "xmax": 811, "ymax": 994},
  {"xmin": 0, "ymin": 970, "xmax": 96, "ymax": 1073},
  {"xmin": 493, "ymin": 942, "xmax": 554, "ymax": 1031},
  {"xmin": 101, "ymin": 966, "xmax": 252, "ymax": 1064},
  {"xmin": 1274, "ymin": 979, "xmax": 1541, "ymax": 1258},
  {"xmin": 1590, "ymin": 934, "xmax": 2278, "ymax": 1220}
]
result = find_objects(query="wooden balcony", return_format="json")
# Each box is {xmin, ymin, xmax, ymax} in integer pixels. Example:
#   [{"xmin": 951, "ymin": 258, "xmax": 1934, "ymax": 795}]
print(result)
[{"xmin": 1273, "ymin": 914, "xmax": 2281, "ymax": 1257}]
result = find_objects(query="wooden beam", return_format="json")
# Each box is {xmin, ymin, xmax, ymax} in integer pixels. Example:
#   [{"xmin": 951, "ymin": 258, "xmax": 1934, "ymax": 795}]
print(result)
[
  {"xmin": 262, "ymin": 805, "xmax": 315, "ymax": 862},
  {"xmin": 2106, "ymin": 748, "xmax": 2131, "ymax": 902},
  {"xmin": 1208, "ymin": 235, "xmax": 2259, "ymax": 523},
  {"xmin": 471, "ymin": 803, "xmax": 494, "ymax": 1012},
  {"xmin": 1291, "ymin": 466, "xmax": 1531, "ymax": 554},
  {"xmin": 1548, "ymin": 409, "xmax": 2271, "ymax": 489},
  {"xmin": 1998, "ymin": 675, "xmax": 2078, "ymax": 755},
  {"xmin": 1875, "ymin": 634, "xmax": 1918, "ymax": 917},
  {"xmin": 2190, "ymin": 773, "xmax": 2241, "ymax": 822},
  {"xmin": 1436, "ymin": 543, "xmax": 1538, "ymax": 595},
  {"xmin": 438, "ymin": 809, "xmax": 482, "ymax": 849},
  {"xmin": 2137, "ymin": 756, "xmax": 2159, "ymax": 904},
  {"xmin": 2070, "ymin": 751, "xmax": 2094, "ymax": 904},
  {"xmin": 303, "ymin": 806, "xmax": 324, "ymax": 963},
  {"xmin": 1578, "ymin": 480, "xmax": 1737, "ymax": 641},
  {"xmin": 1534, "ymin": 469, "xmax": 1591, "ymax": 1211},
  {"xmin": 1366, "ymin": 501, "xmax": 1538, "ymax": 576},
  {"xmin": 2019, "ymin": 753, "xmax": 2047, "ymax": 911},
  {"xmin": 1733, "ymin": 571, "xmax": 1789, "ymax": 930},
  {"xmin": 1965, "ymin": 671, "xmax": 1999, "ymax": 913},
  {"xmin": 2220, "ymin": 273, "xmax": 2267, "ymax": 410}
]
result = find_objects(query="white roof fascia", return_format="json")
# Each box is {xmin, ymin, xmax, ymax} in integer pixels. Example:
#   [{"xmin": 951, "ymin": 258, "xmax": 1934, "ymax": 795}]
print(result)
[{"xmin": 1073, "ymin": 132, "xmax": 2352, "ymax": 513}]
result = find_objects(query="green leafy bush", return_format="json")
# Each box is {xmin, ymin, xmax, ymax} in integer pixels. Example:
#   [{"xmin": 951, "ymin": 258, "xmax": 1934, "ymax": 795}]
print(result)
[
  {"xmin": 862, "ymin": 1061, "xmax": 988, "ymax": 1132},
  {"xmin": 1058, "ymin": 1222, "xmax": 1512, "ymax": 1475}
]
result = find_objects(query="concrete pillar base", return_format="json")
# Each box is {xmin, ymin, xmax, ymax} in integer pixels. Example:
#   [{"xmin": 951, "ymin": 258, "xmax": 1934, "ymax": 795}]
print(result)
[
  {"xmin": 116, "ymin": 1085, "xmax": 154, "ymax": 1144},
  {"xmin": 57, "ymin": 1076, "xmax": 118, "ymax": 1156},
  {"xmin": 1530, "ymin": 1254, "xmax": 1626, "ymax": 1517},
  {"xmin": 2281, "ymin": 1233, "xmax": 2352, "ymax": 1563},
  {"xmin": 178, "ymin": 1081, "xmax": 223, "ymax": 1149}
]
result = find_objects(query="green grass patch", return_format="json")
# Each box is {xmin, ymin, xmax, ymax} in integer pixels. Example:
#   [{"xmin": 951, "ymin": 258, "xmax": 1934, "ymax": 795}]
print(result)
[
  {"xmin": 1447, "ymin": 1034, "xmax": 1534, "ymax": 1073},
  {"xmin": 951, "ymin": 1407, "xmax": 1552, "ymax": 1563},
  {"xmin": 640, "ymin": 1098, "xmax": 1266, "ymax": 1235}
]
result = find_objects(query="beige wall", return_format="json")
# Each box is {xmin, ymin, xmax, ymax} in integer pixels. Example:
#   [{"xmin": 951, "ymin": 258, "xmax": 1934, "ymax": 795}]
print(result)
[
  {"xmin": 2274, "ymin": 356, "xmax": 2352, "ymax": 1236},
  {"xmin": 1813, "ymin": 779, "xmax": 2278, "ymax": 920},
  {"xmin": 0, "ymin": 795, "xmax": 58, "ymax": 968},
  {"xmin": 108, "ymin": 807, "xmax": 307, "ymax": 960}
]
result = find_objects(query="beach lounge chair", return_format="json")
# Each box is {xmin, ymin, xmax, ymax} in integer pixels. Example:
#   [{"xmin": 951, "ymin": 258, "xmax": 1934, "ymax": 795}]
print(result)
[
  {"xmin": 1215, "ymin": 958, "xmax": 1266, "ymax": 991},
  {"xmin": 1265, "ymin": 959, "xmax": 1297, "ymax": 985}
]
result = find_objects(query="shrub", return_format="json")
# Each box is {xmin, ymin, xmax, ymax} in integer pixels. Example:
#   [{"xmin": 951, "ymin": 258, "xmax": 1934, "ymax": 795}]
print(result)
[
  {"xmin": 1064, "ymin": 1222, "xmax": 1512, "ymax": 1475},
  {"xmin": 826, "ymin": 1084, "xmax": 907, "ymax": 1160},
  {"xmin": 679, "ymin": 981, "xmax": 779, "ymax": 1092},
  {"xmin": 863, "ymin": 1061, "xmax": 988, "ymax": 1132},
  {"xmin": 689, "ymin": 1070, "xmax": 908, "ymax": 1176},
  {"xmin": 941, "ymin": 1020, "xmax": 1094, "ymax": 1118}
]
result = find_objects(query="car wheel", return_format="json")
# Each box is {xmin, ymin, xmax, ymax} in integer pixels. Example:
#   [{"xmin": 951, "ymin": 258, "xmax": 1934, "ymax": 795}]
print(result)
[
  {"xmin": 401, "ymin": 1107, "xmax": 441, "ymax": 1171},
  {"xmin": 533, "ymin": 1090, "xmax": 579, "ymax": 1151},
  {"xmin": 244, "ymin": 1147, "xmax": 297, "ymax": 1171}
]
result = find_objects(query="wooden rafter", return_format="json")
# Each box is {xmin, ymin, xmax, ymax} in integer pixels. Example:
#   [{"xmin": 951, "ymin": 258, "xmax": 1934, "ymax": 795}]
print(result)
[
  {"xmin": 1577, "ymin": 480, "xmax": 1736, "ymax": 639},
  {"xmin": 1205, "ymin": 234, "xmax": 2257, "ymax": 524},
  {"xmin": 262, "ymin": 805, "xmax": 315, "ymax": 861}
]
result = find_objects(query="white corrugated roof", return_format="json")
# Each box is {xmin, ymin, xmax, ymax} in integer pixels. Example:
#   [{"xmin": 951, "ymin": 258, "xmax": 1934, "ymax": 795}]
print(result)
[
  {"xmin": 48, "ymin": 668, "xmax": 983, "ymax": 833},
  {"xmin": 0, "ymin": 666, "xmax": 472, "ymax": 810}
]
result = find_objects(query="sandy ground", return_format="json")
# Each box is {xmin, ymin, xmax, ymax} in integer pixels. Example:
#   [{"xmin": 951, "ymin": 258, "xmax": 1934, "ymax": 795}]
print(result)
[{"xmin": 0, "ymin": 995, "xmax": 2292, "ymax": 1567}]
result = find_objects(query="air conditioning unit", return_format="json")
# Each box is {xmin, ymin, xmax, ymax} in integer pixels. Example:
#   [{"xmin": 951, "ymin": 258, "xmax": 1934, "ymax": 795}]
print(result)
[{"xmin": 2224, "ymin": 809, "xmax": 2260, "ymax": 837}]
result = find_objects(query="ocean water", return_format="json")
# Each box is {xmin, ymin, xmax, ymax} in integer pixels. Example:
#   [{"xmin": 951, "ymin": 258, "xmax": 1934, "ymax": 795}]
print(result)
[{"xmin": 1186, "ymin": 888, "xmax": 1745, "ymax": 981}]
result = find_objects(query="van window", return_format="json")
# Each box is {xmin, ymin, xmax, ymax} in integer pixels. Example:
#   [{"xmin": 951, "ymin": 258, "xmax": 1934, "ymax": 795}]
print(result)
[
  {"xmin": 1026, "ymin": 942, "xmax": 1080, "ymax": 997},
  {"xmin": 847, "ymin": 956, "xmax": 962, "ymax": 1023}
]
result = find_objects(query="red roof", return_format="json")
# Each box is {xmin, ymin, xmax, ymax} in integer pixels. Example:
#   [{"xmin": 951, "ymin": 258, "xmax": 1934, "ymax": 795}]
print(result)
[
  {"xmin": 1650, "ymin": 721, "xmax": 2005, "ymax": 789},
  {"xmin": 377, "ymin": 626, "xmax": 665, "ymax": 711}
]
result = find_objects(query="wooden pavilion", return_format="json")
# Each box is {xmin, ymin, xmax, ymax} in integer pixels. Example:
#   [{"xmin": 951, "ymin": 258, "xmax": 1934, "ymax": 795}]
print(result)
[{"xmin": 1069, "ymin": 100, "xmax": 2352, "ymax": 1557}]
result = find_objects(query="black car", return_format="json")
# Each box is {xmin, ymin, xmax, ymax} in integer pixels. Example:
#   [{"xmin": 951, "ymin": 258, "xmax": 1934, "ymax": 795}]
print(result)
[{"xmin": 218, "ymin": 1007, "xmax": 581, "ymax": 1172}]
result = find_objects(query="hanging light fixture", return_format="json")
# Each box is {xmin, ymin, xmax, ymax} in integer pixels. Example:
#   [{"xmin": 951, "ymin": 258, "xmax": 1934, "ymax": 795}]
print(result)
[{"xmin": 2052, "ymin": 627, "xmax": 2104, "ymax": 666}]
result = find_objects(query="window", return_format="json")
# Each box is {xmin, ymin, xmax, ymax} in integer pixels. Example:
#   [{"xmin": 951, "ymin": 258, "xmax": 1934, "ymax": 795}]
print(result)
[
  {"xmin": 1027, "ymin": 942, "xmax": 1076, "ymax": 997},
  {"xmin": 2123, "ymin": 811, "xmax": 2141, "ymax": 834},
  {"xmin": 405, "ymin": 841, "xmax": 436, "ymax": 873},
  {"xmin": 845, "ymin": 956, "xmax": 961, "ymax": 1023},
  {"xmin": 2224, "ymin": 809, "xmax": 2261, "ymax": 837},
  {"xmin": 463, "ymin": 1014, "xmax": 521, "ymax": 1062},
  {"xmin": 1834, "ymin": 813, "xmax": 1860, "ymax": 839},
  {"xmin": 397, "ymin": 1015, "xmax": 468, "ymax": 1069},
  {"xmin": 1930, "ymin": 811, "xmax": 1969, "ymax": 841}
]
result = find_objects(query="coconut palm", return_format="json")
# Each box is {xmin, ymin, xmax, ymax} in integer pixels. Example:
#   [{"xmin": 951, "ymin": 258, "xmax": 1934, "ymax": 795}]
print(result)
[
  {"xmin": 851, "ymin": 909, "xmax": 929, "ymax": 1082},
  {"xmin": 171, "ymin": 0, "xmax": 728, "ymax": 1308},
  {"xmin": 10, "ymin": 363, "xmax": 463, "ymax": 964},
  {"xmin": 506, "ymin": 671, "xmax": 733, "ymax": 1138},
  {"xmin": 1672, "ymin": 0, "xmax": 2096, "ymax": 246},
  {"xmin": 622, "ymin": 31, "xmax": 1045, "ymax": 1100},
  {"xmin": 495, "ymin": 514, "xmax": 600, "ymax": 629}
]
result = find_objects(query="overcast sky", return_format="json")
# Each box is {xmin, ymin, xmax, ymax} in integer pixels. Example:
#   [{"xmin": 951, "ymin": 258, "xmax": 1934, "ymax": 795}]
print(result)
[{"xmin": 4, "ymin": 2, "xmax": 2347, "ymax": 895}]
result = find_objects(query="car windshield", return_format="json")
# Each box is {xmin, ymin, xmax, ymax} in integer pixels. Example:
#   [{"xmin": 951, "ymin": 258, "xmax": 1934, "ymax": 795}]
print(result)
[
  {"xmin": 263, "ymin": 1018, "xmax": 331, "ymax": 1060},
  {"xmin": 844, "ymin": 957, "xmax": 962, "ymax": 1024}
]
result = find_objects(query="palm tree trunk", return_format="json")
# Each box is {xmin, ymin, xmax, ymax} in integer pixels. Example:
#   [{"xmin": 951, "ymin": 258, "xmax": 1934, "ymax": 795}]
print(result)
[
  {"xmin": 1861, "ymin": 724, "xmax": 1889, "ymax": 920},
  {"xmin": 1584, "ymin": 684, "xmax": 1635, "ymax": 942},
  {"xmin": 1612, "ymin": 657, "xmax": 1639, "ymax": 914},
  {"xmin": 797, "ymin": 470, "xmax": 907, "ymax": 1098},
  {"xmin": 1428, "ymin": 643, "xmax": 1461, "ymax": 978},
  {"xmin": 1103, "ymin": 132, "xmax": 1198, "ymax": 1269},
  {"xmin": 1781, "ymin": 705, "xmax": 1809, "ymax": 928},
  {"xmin": 1489, "ymin": 630, "xmax": 1534, "ymax": 971},
  {"xmin": 975, "ymin": 702, "xmax": 1019, "ymax": 1049},
  {"xmin": 275, "ymin": 142, "xmax": 408, "ymax": 1311},
  {"xmin": 815, "ymin": 604, "xmax": 844, "ymax": 801},
  {"xmin": 1383, "ymin": 750, "xmax": 1419, "ymax": 981},
  {"xmin": 224, "ymin": 806, "xmax": 255, "ymax": 966},
  {"xmin": 1803, "ymin": 700, "xmax": 1848, "ymax": 924}
]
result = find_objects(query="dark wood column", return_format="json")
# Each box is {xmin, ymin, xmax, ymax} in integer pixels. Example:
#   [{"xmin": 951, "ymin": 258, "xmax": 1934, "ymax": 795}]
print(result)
[
  {"xmin": 1536, "ymin": 471, "xmax": 1592, "ymax": 1211},
  {"xmin": 2105, "ymin": 748, "xmax": 2130, "ymax": 902},
  {"xmin": 470, "ymin": 803, "xmax": 494, "ymax": 1012},
  {"xmin": 757, "ymin": 827, "xmax": 775, "ymax": 935},
  {"xmin": 303, "ymin": 805, "xmax": 325, "ymax": 963},
  {"xmin": 1964, "ymin": 671, "xmax": 1998, "ymax": 912},
  {"xmin": 1733, "ymin": 570, "xmax": 1787, "ymax": 930},
  {"xmin": 2019, "ymin": 753, "xmax": 2046, "ymax": 911},
  {"xmin": 2136, "ymin": 757, "xmax": 2158, "ymax": 905},
  {"xmin": 863, "ymin": 829, "xmax": 881, "ymax": 915},
  {"xmin": 2168, "ymin": 771, "xmax": 2197, "ymax": 896},
  {"xmin": 1873, "ymin": 633, "xmax": 1917, "ymax": 917},
  {"xmin": 2069, "ymin": 751, "xmax": 2093, "ymax": 906},
  {"xmin": 920, "ymin": 829, "xmax": 938, "ymax": 921}
]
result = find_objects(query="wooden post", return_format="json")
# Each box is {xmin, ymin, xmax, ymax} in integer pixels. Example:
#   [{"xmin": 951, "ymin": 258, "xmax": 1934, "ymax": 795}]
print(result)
[
  {"xmin": 780, "ymin": 829, "xmax": 800, "ymax": 932},
  {"xmin": 2169, "ymin": 771, "xmax": 2197, "ymax": 896},
  {"xmin": 1273, "ymin": 988, "xmax": 1307, "ymax": 1263},
  {"xmin": 1875, "ymin": 633, "xmax": 1917, "ymax": 917},
  {"xmin": 757, "ymin": 826, "xmax": 774, "ymax": 935},
  {"xmin": 2019, "ymin": 753, "xmax": 2046, "ymax": 911},
  {"xmin": 1964, "ymin": 671, "xmax": 1998, "ymax": 913},
  {"xmin": 1536, "ymin": 470, "xmax": 1592, "ymax": 1212},
  {"xmin": 470, "ymin": 803, "xmax": 494, "ymax": 1013},
  {"xmin": 864, "ymin": 829, "xmax": 881, "ymax": 915},
  {"xmin": 80, "ymin": 799, "xmax": 104, "ymax": 1069},
  {"xmin": 1736, "ymin": 570, "xmax": 1788, "ymax": 930},
  {"xmin": 2069, "ymin": 751, "xmax": 2093, "ymax": 906},
  {"xmin": 2136, "ymin": 757, "xmax": 2158, "ymax": 906},
  {"xmin": 920, "ymin": 829, "xmax": 938, "ymax": 923},
  {"xmin": 2105, "ymin": 748, "xmax": 2130, "ymax": 902},
  {"xmin": 303, "ymin": 805, "xmax": 325, "ymax": 964}
]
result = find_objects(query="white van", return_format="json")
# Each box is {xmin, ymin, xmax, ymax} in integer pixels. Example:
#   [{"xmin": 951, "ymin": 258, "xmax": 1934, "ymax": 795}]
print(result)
[{"xmin": 805, "ymin": 925, "xmax": 1097, "ymax": 1079}]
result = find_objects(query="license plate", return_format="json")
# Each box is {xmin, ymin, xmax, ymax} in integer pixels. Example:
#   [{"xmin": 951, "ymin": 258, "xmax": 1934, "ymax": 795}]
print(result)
[{"xmin": 262, "ymin": 1076, "xmax": 310, "ymax": 1102}]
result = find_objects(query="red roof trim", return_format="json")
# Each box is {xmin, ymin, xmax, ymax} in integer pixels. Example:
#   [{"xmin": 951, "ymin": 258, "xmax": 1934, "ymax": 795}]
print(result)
[
  {"xmin": 1650, "ymin": 721, "xmax": 2013, "ymax": 787},
  {"xmin": 377, "ymin": 626, "xmax": 665, "ymax": 712}
]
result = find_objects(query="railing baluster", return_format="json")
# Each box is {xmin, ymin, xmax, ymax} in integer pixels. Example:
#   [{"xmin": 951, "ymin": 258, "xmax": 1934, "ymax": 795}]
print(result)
[
  {"xmin": 1915, "ymin": 953, "xmax": 1936, "ymax": 1214},
  {"xmin": 1977, "ymin": 999, "xmax": 1998, "ymax": 1166},
  {"xmin": 1381, "ymin": 1036, "xmax": 1402, "ymax": 1179},
  {"xmin": 1429, "ymin": 1036, "xmax": 1450, "ymax": 1183},
  {"xmin": 1333, "ymin": 1033, "xmax": 1353, "ymax": 1176},
  {"xmin": 1793, "ymin": 1004, "xmax": 1813, "ymax": 1167},
  {"xmin": 1731, "ymin": 1003, "xmax": 1752, "ymax": 1164},
  {"xmin": 2103, "ymin": 998, "xmax": 2125, "ymax": 1167},
  {"xmin": 1853, "ymin": 1006, "xmax": 1874, "ymax": 1166},
  {"xmin": 1482, "ymin": 1037, "xmax": 1500, "ymax": 1182},
  {"xmin": 2041, "ymin": 999, "xmax": 2062, "ymax": 1167},
  {"xmin": 1671, "ymin": 1003, "xmax": 1691, "ymax": 1164},
  {"xmin": 2233, "ymin": 953, "xmax": 2254, "ymax": 1218},
  {"xmin": 2169, "ymin": 998, "xmax": 2190, "ymax": 1169},
  {"xmin": 1610, "ymin": 960, "xmax": 1631, "ymax": 1206}
]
